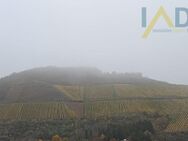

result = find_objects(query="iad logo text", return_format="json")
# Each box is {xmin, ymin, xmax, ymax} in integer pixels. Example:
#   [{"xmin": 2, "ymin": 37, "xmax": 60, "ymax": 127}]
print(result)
[{"xmin": 142, "ymin": 6, "xmax": 188, "ymax": 38}]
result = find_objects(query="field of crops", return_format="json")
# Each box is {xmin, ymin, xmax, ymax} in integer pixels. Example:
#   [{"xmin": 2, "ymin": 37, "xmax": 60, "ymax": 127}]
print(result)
[{"xmin": 0, "ymin": 102, "xmax": 76, "ymax": 120}]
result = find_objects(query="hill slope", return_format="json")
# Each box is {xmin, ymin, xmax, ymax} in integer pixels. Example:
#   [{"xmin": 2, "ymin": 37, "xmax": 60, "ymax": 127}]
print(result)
[{"xmin": 0, "ymin": 66, "xmax": 187, "ymax": 103}]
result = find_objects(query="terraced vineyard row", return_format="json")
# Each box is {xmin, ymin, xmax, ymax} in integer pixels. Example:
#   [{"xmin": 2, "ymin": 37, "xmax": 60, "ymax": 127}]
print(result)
[
  {"xmin": 85, "ymin": 100, "xmax": 156, "ymax": 118},
  {"xmin": 0, "ymin": 102, "xmax": 76, "ymax": 120},
  {"xmin": 85, "ymin": 99, "xmax": 188, "ymax": 118},
  {"xmin": 55, "ymin": 85, "xmax": 84, "ymax": 101},
  {"xmin": 114, "ymin": 84, "xmax": 188, "ymax": 98},
  {"xmin": 55, "ymin": 84, "xmax": 117, "ymax": 101},
  {"xmin": 54, "ymin": 84, "xmax": 188, "ymax": 101}
]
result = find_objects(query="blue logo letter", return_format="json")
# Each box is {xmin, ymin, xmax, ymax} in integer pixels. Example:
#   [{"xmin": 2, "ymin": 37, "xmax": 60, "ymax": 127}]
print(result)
[
  {"xmin": 142, "ymin": 7, "xmax": 147, "ymax": 27},
  {"xmin": 175, "ymin": 8, "xmax": 188, "ymax": 27}
]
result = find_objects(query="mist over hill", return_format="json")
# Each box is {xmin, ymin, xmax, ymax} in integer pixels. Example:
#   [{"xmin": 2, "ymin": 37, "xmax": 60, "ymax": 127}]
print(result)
[
  {"xmin": 0, "ymin": 66, "xmax": 181, "ymax": 103},
  {"xmin": 0, "ymin": 67, "xmax": 167, "ymax": 85}
]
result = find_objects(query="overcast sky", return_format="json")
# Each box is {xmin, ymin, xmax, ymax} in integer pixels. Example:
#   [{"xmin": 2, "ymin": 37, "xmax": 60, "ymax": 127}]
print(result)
[{"xmin": 0, "ymin": 0, "xmax": 188, "ymax": 84}]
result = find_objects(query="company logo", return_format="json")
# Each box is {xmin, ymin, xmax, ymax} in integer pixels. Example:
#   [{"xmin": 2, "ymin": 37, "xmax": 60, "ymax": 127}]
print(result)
[{"xmin": 142, "ymin": 6, "xmax": 188, "ymax": 38}]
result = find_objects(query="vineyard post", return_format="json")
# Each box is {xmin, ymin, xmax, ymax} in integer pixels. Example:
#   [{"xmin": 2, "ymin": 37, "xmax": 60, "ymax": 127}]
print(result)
[
  {"xmin": 83, "ymin": 92, "xmax": 86, "ymax": 118},
  {"xmin": 81, "ymin": 85, "xmax": 86, "ymax": 118}
]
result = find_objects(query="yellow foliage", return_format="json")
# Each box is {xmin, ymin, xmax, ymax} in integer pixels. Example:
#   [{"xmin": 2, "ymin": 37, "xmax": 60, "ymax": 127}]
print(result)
[{"xmin": 52, "ymin": 135, "xmax": 62, "ymax": 141}]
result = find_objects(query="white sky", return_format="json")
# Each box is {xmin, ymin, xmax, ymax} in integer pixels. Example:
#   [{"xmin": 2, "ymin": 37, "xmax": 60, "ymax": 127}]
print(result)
[{"xmin": 0, "ymin": 0, "xmax": 188, "ymax": 84}]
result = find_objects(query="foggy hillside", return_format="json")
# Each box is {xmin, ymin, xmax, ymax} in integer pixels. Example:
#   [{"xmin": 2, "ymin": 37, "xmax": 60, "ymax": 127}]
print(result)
[
  {"xmin": 0, "ymin": 66, "xmax": 177, "ymax": 103},
  {"xmin": 0, "ymin": 67, "xmax": 167, "ymax": 85}
]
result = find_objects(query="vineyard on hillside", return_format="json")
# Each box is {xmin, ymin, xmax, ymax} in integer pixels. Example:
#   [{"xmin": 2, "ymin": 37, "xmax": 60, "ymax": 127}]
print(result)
[
  {"xmin": 114, "ymin": 84, "xmax": 188, "ymax": 98},
  {"xmin": 1, "ymin": 84, "xmax": 188, "ymax": 133},
  {"xmin": 166, "ymin": 113, "xmax": 188, "ymax": 132},
  {"xmin": 52, "ymin": 84, "xmax": 188, "ymax": 133},
  {"xmin": 85, "ymin": 99, "xmax": 188, "ymax": 118},
  {"xmin": 0, "ymin": 99, "xmax": 188, "ymax": 133},
  {"xmin": 55, "ymin": 85, "xmax": 84, "ymax": 101},
  {"xmin": 54, "ymin": 84, "xmax": 188, "ymax": 101},
  {"xmin": 85, "ymin": 100, "xmax": 155, "ymax": 118},
  {"xmin": 84, "ymin": 99, "xmax": 188, "ymax": 133},
  {"xmin": 0, "ymin": 102, "xmax": 76, "ymax": 120}
]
